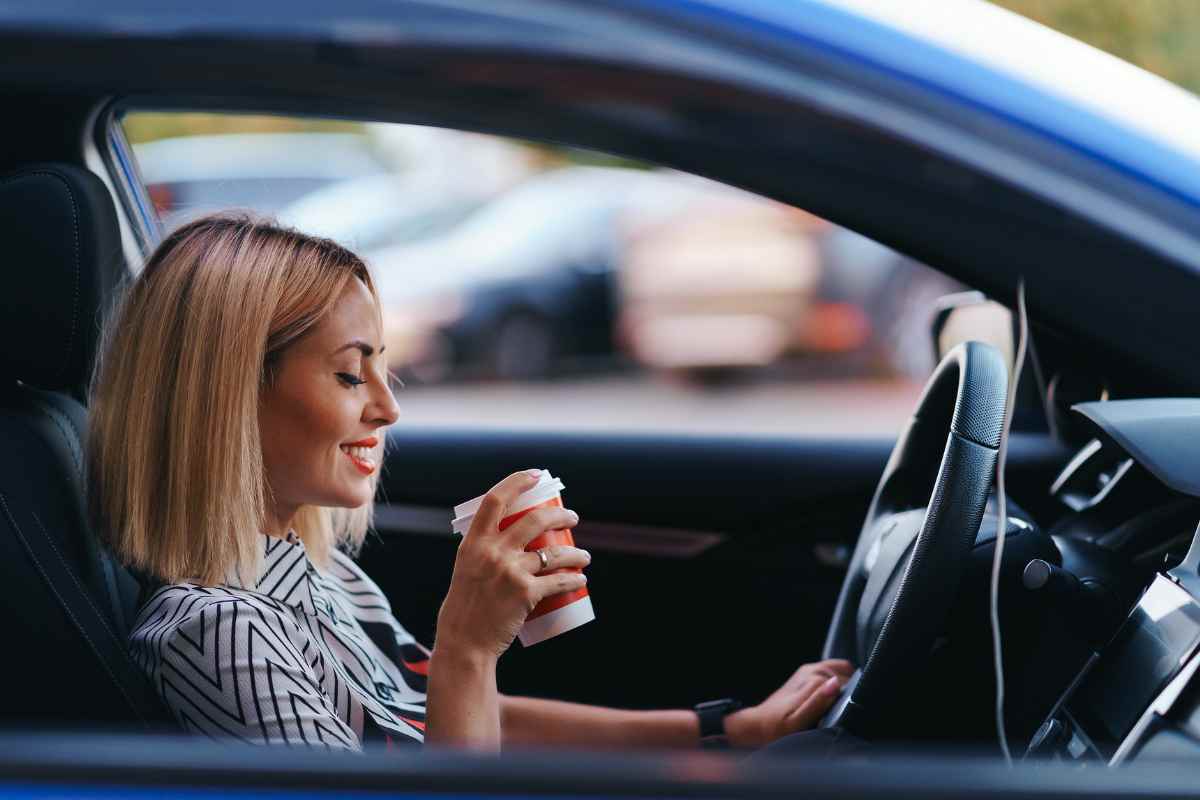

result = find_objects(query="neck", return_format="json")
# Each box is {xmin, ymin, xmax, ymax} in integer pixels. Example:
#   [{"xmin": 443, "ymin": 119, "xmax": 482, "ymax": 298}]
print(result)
[{"xmin": 264, "ymin": 502, "xmax": 299, "ymax": 539}]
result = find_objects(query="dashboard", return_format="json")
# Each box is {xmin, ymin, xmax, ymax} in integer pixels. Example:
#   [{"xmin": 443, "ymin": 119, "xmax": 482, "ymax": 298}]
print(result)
[
  {"xmin": 1022, "ymin": 399, "xmax": 1200, "ymax": 764},
  {"xmin": 1036, "ymin": 573, "xmax": 1200, "ymax": 761}
]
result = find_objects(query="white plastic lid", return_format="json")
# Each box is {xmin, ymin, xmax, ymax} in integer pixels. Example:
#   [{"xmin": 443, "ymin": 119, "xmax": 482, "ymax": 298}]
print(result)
[{"xmin": 451, "ymin": 470, "xmax": 565, "ymax": 535}]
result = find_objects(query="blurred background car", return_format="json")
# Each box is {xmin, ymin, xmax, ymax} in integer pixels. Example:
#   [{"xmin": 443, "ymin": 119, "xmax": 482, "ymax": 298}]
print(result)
[
  {"xmin": 814, "ymin": 228, "xmax": 966, "ymax": 380},
  {"xmin": 277, "ymin": 127, "xmax": 536, "ymax": 257},
  {"xmin": 136, "ymin": 123, "xmax": 536, "ymax": 238},
  {"xmin": 133, "ymin": 131, "xmax": 388, "ymax": 229},
  {"xmin": 616, "ymin": 192, "xmax": 825, "ymax": 382},
  {"xmin": 615, "ymin": 190, "xmax": 963, "ymax": 383},
  {"xmin": 372, "ymin": 166, "xmax": 708, "ymax": 382},
  {"xmin": 277, "ymin": 173, "xmax": 489, "ymax": 256}
]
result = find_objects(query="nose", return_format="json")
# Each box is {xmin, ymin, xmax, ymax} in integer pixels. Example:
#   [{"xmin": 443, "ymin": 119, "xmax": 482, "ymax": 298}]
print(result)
[{"xmin": 364, "ymin": 372, "xmax": 401, "ymax": 428}]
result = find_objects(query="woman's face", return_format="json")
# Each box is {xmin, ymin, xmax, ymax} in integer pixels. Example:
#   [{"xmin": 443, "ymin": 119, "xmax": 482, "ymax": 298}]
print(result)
[{"xmin": 259, "ymin": 278, "xmax": 400, "ymax": 525}]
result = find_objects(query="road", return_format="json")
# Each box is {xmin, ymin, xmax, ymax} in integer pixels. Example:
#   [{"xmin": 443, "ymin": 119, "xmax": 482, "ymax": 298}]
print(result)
[{"xmin": 391, "ymin": 374, "xmax": 924, "ymax": 437}]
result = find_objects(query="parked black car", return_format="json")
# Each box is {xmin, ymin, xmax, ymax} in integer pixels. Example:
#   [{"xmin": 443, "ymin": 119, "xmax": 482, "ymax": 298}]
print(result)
[{"xmin": 375, "ymin": 166, "xmax": 698, "ymax": 381}]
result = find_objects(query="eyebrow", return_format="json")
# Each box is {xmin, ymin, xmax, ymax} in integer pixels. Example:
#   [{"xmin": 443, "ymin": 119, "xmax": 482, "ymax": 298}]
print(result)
[{"xmin": 333, "ymin": 340, "xmax": 385, "ymax": 357}]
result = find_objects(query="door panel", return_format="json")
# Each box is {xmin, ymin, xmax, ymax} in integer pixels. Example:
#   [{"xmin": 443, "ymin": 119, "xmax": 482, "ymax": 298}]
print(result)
[{"xmin": 359, "ymin": 428, "xmax": 1067, "ymax": 710}]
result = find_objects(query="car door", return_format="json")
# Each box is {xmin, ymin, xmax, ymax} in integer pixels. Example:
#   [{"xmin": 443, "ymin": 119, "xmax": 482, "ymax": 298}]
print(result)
[
  {"xmin": 117, "ymin": 109, "xmax": 1068, "ymax": 712},
  {"xmin": 360, "ymin": 429, "xmax": 1066, "ymax": 711}
]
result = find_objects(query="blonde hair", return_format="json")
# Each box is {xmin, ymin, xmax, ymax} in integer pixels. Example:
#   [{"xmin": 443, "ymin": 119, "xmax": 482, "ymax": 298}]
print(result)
[{"xmin": 88, "ymin": 213, "xmax": 382, "ymax": 585}]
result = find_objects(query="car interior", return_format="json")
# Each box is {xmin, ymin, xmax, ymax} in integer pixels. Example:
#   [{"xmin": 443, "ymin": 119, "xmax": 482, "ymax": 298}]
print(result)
[
  {"xmin": 1, "ymin": 113, "xmax": 1194, "ymax": 760},
  {"xmin": 5, "ymin": 6, "xmax": 1200, "ymax": 794}
]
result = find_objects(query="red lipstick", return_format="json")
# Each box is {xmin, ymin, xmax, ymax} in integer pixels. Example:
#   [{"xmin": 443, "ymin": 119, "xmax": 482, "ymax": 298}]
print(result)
[{"xmin": 340, "ymin": 437, "xmax": 379, "ymax": 475}]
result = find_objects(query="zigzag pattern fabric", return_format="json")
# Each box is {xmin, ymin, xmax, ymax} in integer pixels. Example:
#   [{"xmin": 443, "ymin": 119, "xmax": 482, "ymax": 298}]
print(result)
[{"xmin": 129, "ymin": 532, "xmax": 428, "ymax": 749}]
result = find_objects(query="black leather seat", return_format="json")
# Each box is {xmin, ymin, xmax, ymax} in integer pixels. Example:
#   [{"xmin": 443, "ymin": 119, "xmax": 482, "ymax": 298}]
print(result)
[{"xmin": 0, "ymin": 163, "xmax": 170, "ymax": 729}]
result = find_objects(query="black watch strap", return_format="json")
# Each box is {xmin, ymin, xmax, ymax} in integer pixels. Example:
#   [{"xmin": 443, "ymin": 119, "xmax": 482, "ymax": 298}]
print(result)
[{"xmin": 693, "ymin": 698, "xmax": 743, "ymax": 749}]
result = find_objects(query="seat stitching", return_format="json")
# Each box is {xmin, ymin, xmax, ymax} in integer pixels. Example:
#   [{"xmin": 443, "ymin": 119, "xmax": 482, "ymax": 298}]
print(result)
[
  {"xmin": 33, "ymin": 401, "xmax": 82, "ymax": 484},
  {"xmin": 0, "ymin": 170, "xmax": 82, "ymax": 385},
  {"xmin": 48, "ymin": 394, "xmax": 85, "ymax": 451},
  {"xmin": 0, "ymin": 416, "xmax": 139, "ymax": 676},
  {"xmin": 18, "ymin": 396, "xmax": 129, "ymax": 634},
  {"xmin": 40, "ymin": 401, "xmax": 129, "ymax": 631},
  {"xmin": 0, "ymin": 493, "xmax": 148, "ymax": 725},
  {"xmin": 28, "ymin": 511, "xmax": 124, "ymax": 649},
  {"xmin": 31, "ymin": 506, "xmax": 151, "ymax": 722}
]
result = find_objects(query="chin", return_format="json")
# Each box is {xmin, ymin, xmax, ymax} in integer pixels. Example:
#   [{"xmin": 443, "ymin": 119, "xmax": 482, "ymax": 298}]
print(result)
[{"xmin": 331, "ymin": 486, "xmax": 374, "ymax": 509}]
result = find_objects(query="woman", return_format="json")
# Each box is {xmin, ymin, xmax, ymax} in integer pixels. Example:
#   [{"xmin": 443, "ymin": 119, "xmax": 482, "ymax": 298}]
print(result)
[{"xmin": 89, "ymin": 214, "xmax": 852, "ymax": 752}]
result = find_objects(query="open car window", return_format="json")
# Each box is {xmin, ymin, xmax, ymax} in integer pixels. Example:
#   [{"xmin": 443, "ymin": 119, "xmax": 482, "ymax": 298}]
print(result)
[{"xmin": 120, "ymin": 110, "xmax": 974, "ymax": 438}]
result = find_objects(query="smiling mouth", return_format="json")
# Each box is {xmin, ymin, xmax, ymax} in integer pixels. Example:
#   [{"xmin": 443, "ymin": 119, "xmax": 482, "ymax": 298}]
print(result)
[{"xmin": 340, "ymin": 438, "xmax": 378, "ymax": 476}]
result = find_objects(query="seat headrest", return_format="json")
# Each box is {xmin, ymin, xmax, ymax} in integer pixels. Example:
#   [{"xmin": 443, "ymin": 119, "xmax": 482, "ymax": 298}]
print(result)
[{"xmin": 0, "ymin": 163, "xmax": 126, "ymax": 394}]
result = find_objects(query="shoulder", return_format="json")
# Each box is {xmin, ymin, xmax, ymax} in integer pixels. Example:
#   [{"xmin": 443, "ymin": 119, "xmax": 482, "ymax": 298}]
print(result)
[
  {"xmin": 132, "ymin": 583, "xmax": 230, "ymax": 632},
  {"xmin": 130, "ymin": 582, "xmax": 305, "ymax": 665},
  {"xmin": 133, "ymin": 582, "xmax": 290, "ymax": 626},
  {"xmin": 129, "ymin": 582, "xmax": 359, "ymax": 750}
]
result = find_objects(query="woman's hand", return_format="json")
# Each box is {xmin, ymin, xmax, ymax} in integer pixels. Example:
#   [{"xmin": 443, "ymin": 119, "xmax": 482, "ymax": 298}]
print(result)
[
  {"xmin": 428, "ymin": 469, "xmax": 589, "ymax": 748},
  {"xmin": 724, "ymin": 659, "xmax": 855, "ymax": 749},
  {"xmin": 434, "ymin": 469, "xmax": 591, "ymax": 661}
]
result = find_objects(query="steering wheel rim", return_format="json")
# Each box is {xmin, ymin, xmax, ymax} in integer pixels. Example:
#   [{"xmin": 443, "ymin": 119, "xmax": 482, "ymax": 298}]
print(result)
[{"xmin": 821, "ymin": 341, "xmax": 1009, "ymax": 737}]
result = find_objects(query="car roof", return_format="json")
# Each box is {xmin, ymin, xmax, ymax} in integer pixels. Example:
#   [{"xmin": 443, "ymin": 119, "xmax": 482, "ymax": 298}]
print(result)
[
  {"xmin": 698, "ymin": 0, "xmax": 1200, "ymax": 208},
  {"xmin": 5, "ymin": 0, "xmax": 1200, "ymax": 391},
  {"xmin": 9, "ymin": 1, "xmax": 1200, "ymax": 207}
]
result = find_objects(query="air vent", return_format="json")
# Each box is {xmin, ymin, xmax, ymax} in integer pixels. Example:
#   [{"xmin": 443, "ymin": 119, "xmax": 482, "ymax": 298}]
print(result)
[{"xmin": 1050, "ymin": 438, "xmax": 1134, "ymax": 512}]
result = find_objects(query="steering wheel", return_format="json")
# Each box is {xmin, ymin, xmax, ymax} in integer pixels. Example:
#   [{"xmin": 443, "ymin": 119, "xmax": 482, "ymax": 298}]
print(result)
[{"xmin": 821, "ymin": 341, "xmax": 1008, "ymax": 737}]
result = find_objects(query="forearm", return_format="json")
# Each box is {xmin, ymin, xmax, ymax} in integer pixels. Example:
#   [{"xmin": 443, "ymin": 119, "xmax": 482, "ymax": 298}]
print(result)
[
  {"xmin": 500, "ymin": 695, "xmax": 700, "ymax": 750},
  {"xmin": 426, "ymin": 648, "xmax": 501, "ymax": 750}
]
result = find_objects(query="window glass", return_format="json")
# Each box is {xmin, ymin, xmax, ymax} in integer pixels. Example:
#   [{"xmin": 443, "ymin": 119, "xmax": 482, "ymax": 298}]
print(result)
[{"xmin": 122, "ymin": 111, "xmax": 965, "ymax": 437}]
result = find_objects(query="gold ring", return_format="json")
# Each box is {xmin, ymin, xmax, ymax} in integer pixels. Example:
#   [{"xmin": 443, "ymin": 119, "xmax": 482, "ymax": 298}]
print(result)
[{"xmin": 536, "ymin": 548, "xmax": 550, "ymax": 571}]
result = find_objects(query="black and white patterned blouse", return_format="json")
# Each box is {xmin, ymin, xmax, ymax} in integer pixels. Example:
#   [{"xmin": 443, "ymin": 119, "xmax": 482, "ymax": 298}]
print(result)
[{"xmin": 129, "ymin": 532, "xmax": 429, "ymax": 749}]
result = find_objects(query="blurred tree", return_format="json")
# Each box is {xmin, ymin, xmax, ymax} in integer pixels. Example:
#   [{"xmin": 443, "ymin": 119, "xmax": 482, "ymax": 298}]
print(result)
[{"xmin": 993, "ymin": 0, "xmax": 1200, "ymax": 95}]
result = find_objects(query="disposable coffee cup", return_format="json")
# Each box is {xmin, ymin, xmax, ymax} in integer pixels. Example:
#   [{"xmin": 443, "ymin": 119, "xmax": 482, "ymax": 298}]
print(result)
[{"xmin": 451, "ymin": 470, "xmax": 594, "ymax": 646}]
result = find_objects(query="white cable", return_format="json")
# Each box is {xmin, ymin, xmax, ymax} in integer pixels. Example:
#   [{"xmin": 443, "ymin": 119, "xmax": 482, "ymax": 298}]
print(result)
[{"xmin": 991, "ymin": 279, "xmax": 1028, "ymax": 766}]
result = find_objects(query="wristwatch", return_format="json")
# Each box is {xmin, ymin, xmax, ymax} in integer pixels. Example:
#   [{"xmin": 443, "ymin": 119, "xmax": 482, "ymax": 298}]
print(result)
[{"xmin": 693, "ymin": 697, "xmax": 743, "ymax": 749}]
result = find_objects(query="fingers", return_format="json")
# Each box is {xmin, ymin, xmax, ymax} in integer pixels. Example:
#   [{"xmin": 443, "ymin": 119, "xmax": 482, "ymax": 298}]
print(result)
[
  {"xmin": 783, "ymin": 675, "xmax": 843, "ymax": 734},
  {"xmin": 783, "ymin": 659, "xmax": 854, "ymax": 694},
  {"xmin": 471, "ymin": 470, "xmax": 544, "ymax": 535},
  {"xmin": 506, "ymin": 505, "xmax": 580, "ymax": 548},
  {"xmin": 521, "ymin": 545, "xmax": 591, "ymax": 575},
  {"xmin": 530, "ymin": 570, "xmax": 588, "ymax": 604},
  {"xmin": 805, "ymin": 659, "xmax": 855, "ymax": 679}
]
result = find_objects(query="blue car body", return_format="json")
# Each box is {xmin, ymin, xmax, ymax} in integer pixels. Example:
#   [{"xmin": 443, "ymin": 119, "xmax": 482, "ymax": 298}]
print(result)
[{"xmin": 4, "ymin": 0, "xmax": 1200, "ymax": 797}]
